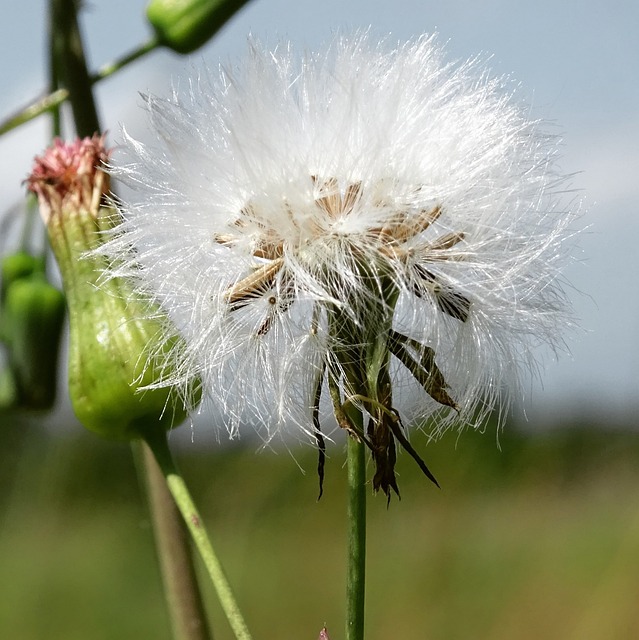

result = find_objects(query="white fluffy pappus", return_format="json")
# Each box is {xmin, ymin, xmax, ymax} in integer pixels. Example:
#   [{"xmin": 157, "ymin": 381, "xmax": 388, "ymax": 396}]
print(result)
[{"xmin": 103, "ymin": 33, "xmax": 577, "ymax": 493}]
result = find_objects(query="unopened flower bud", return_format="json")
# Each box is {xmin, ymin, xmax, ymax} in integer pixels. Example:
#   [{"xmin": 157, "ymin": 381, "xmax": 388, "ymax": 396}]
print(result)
[
  {"xmin": 0, "ymin": 251, "xmax": 45, "ymax": 301},
  {"xmin": 1, "ymin": 272, "xmax": 65, "ymax": 409},
  {"xmin": 27, "ymin": 135, "xmax": 195, "ymax": 438},
  {"xmin": 1, "ymin": 251, "xmax": 43, "ymax": 345},
  {"xmin": 0, "ymin": 366, "xmax": 18, "ymax": 409},
  {"xmin": 146, "ymin": 0, "xmax": 249, "ymax": 54}
]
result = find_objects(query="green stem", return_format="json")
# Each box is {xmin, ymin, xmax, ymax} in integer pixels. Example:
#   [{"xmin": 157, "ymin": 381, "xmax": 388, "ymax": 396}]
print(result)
[
  {"xmin": 18, "ymin": 198, "xmax": 37, "ymax": 254},
  {"xmin": 50, "ymin": 0, "xmax": 101, "ymax": 137},
  {"xmin": 47, "ymin": 0, "xmax": 62, "ymax": 137},
  {"xmin": 346, "ymin": 418, "xmax": 367, "ymax": 640},
  {"xmin": 136, "ymin": 440, "xmax": 213, "ymax": 640},
  {"xmin": 141, "ymin": 429, "xmax": 253, "ymax": 640},
  {"xmin": 0, "ymin": 88, "xmax": 69, "ymax": 136},
  {"xmin": 95, "ymin": 37, "xmax": 160, "ymax": 78},
  {"xmin": 0, "ymin": 38, "xmax": 160, "ymax": 137}
]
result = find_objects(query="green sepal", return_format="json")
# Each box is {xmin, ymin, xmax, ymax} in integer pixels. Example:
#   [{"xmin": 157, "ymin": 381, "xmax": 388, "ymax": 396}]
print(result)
[
  {"xmin": 48, "ymin": 205, "xmax": 197, "ymax": 439},
  {"xmin": 146, "ymin": 0, "xmax": 250, "ymax": 54}
]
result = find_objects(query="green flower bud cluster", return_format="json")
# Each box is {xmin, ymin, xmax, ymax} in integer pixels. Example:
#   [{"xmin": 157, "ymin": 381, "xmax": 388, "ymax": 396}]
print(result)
[{"xmin": 0, "ymin": 251, "xmax": 65, "ymax": 410}]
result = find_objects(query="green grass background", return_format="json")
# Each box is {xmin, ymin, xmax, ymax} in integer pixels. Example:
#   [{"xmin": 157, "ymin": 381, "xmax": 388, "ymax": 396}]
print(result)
[{"xmin": 2, "ymin": 415, "xmax": 639, "ymax": 640}]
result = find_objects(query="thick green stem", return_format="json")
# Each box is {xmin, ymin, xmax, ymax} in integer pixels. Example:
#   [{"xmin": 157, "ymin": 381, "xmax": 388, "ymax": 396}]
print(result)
[
  {"xmin": 50, "ymin": 0, "xmax": 101, "ymax": 137},
  {"xmin": 141, "ymin": 429, "xmax": 253, "ymax": 640},
  {"xmin": 345, "ymin": 413, "xmax": 367, "ymax": 640},
  {"xmin": 136, "ymin": 440, "xmax": 213, "ymax": 640}
]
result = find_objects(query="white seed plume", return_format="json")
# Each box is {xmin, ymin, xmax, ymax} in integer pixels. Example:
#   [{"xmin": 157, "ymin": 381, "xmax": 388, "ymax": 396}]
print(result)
[{"xmin": 104, "ymin": 33, "xmax": 576, "ymax": 476}]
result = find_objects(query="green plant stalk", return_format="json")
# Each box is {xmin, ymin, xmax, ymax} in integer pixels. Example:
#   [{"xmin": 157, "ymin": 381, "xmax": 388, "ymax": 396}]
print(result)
[
  {"xmin": 96, "ymin": 37, "xmax": 160, "ymax": 79},
  {"xmin": 345, "ymin": 410, "xmax": 367, "ymax": 640},
  {"xmin": 48, "ymin": 0, "xmax": 62, "ymax": 137},
  {"xmin": 137, "ymin": 441, "xmax": 213, "ymax": 640},
  {"xmin": 50, "ymin": 0, "xmax": 101, "ymax": 137},
  {"xmin": 141, "ymin": 428, "xmax": 253, "ymax": 640}
]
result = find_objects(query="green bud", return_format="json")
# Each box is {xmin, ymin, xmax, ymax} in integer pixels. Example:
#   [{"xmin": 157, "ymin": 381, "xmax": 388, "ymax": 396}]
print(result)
[
  {"xmin": 0, "ymin": 366, "xmax": 18, "ymax": 410},
  {"xmin": 1, "ymin": 251, "xmax": 45, "ymax": 301},
  {"xmin": 146, "ymin": 0, "xmax": 250, "ymax": 54},
  {"xmin": 49, "ymin": 204, "xmax": 194, "ymax": 438},
  {"xmin": 28, "ymin": 135, "xmax": 197, "ymax": 439},
  {"xmin": 2, "ymin": 274, "xmax": 65, "ymax": 409},
  {"xmin": 0, "ymin": 250, "xmax": 64, "ymax": 410},
  {"xmin": 1, "ymin": 251, "xmax": 45, "ymax": 343}
]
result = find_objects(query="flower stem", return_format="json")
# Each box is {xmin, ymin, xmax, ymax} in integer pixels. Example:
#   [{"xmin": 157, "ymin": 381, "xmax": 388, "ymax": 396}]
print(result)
[
  {"xmin": 140, "ymin": 428, "xmax": 253, "ymax": 640},
  {"xmin": 346, "ymin": 422, "xmax": 367, "ymax": 640},
  {"xmin": 93, "ymin": 37, "xmax": 160, "ymax": 80},
  {"xmin": 135, "ymin": 440, "xmax": 213, "ymax": 640},
  {"xmin": 47, "ymin": 0, "xmax": 62, "ymax": 137},
  {"xmin": 50, "ymin": 0, "xmax": 101, "ymax": 137}
]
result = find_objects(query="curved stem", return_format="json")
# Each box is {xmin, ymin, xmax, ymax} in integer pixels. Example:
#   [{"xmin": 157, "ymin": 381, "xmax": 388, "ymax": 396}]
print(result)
[
  {"xmin": 345, "ymin": 414, "xmax": 367, "ymax": 640},
  {"xmin": 0, "ymin": 38, "xmax": 159, "ymax": 137},
  {"xmin": 141, "ymin": 429, "xmax": 253, "ymax": 640},
  {"xmin": 94, "ymin": 37, "xmax": 160, "ymax": 79},
  {"xmin": 136, "ymin": 440, "xmax": 213, "ymax": 640}
]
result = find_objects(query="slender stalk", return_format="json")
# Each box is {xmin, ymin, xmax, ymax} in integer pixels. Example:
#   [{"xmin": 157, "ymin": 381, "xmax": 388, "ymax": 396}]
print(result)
[
  {"xmin": 95, "ymin": 37, "xmax": 160, "ymax": 79},
  {"xmin": 50, "ymin": 0, "xmax": 101, "ymax": 137},
  {"xmin": 0, "ymin": 88, "xmax": 69, "ymax": 136},
  {"xmin": 136, "ymin": 440, "xmax": 213, "ymax": 640},
  {"xmin": 141, "ymin": 428, "xmax": 253, "ymax": 640},
  {"xmin": 42, "ymin": 0, "xmax": 62, "ymax": 263},
  {"xmin": 47, "ymin": 0, "xmax": 62, "ymax": 137},
  {"xmin": 345, "ymin": 414, "xmax": 367, "ymax": 640},
  {"xmin": 0, "ymin": 39, "xmax": 160, "ymax": 137}
]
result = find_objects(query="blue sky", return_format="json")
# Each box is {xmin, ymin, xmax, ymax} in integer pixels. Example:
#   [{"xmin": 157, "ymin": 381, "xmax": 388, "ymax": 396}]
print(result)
[{"xmin": 2, "ymin": 0, "xmax": 638, "ymax": 427}]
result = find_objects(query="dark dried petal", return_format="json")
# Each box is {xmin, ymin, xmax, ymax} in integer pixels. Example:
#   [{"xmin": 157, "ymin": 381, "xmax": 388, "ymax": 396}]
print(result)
[
  {"xmin": 386, "ymin": 411, "xmax": 440, "ymax": 488},
  {"xmin": 368, "ymin": 414, "xmax": 401, "ymax": 500},
  {"xmin": 312, "ymin": 361, "xmax": 327, "ymax": 500},
  {"xmin": 413, "ymin": 264, "xmax": 470, "ymax": 322},
  {"xmin": 388, "ymin": 331, "xmax": 459, "ymax": 411}
]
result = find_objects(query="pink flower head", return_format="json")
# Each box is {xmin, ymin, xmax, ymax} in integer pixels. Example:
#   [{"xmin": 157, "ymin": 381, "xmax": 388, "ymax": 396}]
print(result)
[{"xmin": 27, "ymin": 134, "xmax": 110, "ymax": 223}]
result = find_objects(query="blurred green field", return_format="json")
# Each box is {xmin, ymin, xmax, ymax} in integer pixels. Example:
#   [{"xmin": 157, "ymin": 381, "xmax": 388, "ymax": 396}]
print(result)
[{"xmin": 2, "ymin": 415, "xmax": 639, "ymax": 640}]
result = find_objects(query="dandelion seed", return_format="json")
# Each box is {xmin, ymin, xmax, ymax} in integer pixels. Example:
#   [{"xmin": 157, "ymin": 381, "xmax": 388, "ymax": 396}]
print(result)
[{"xmin": 102, "ymin": 33, "xmax": 577, "ymax": 496}]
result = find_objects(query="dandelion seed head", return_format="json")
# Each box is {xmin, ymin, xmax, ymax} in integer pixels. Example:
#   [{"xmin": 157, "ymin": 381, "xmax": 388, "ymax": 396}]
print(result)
[{"xmin": 103, "ymin": 32, "xmax": 578, "ymax": 459}]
